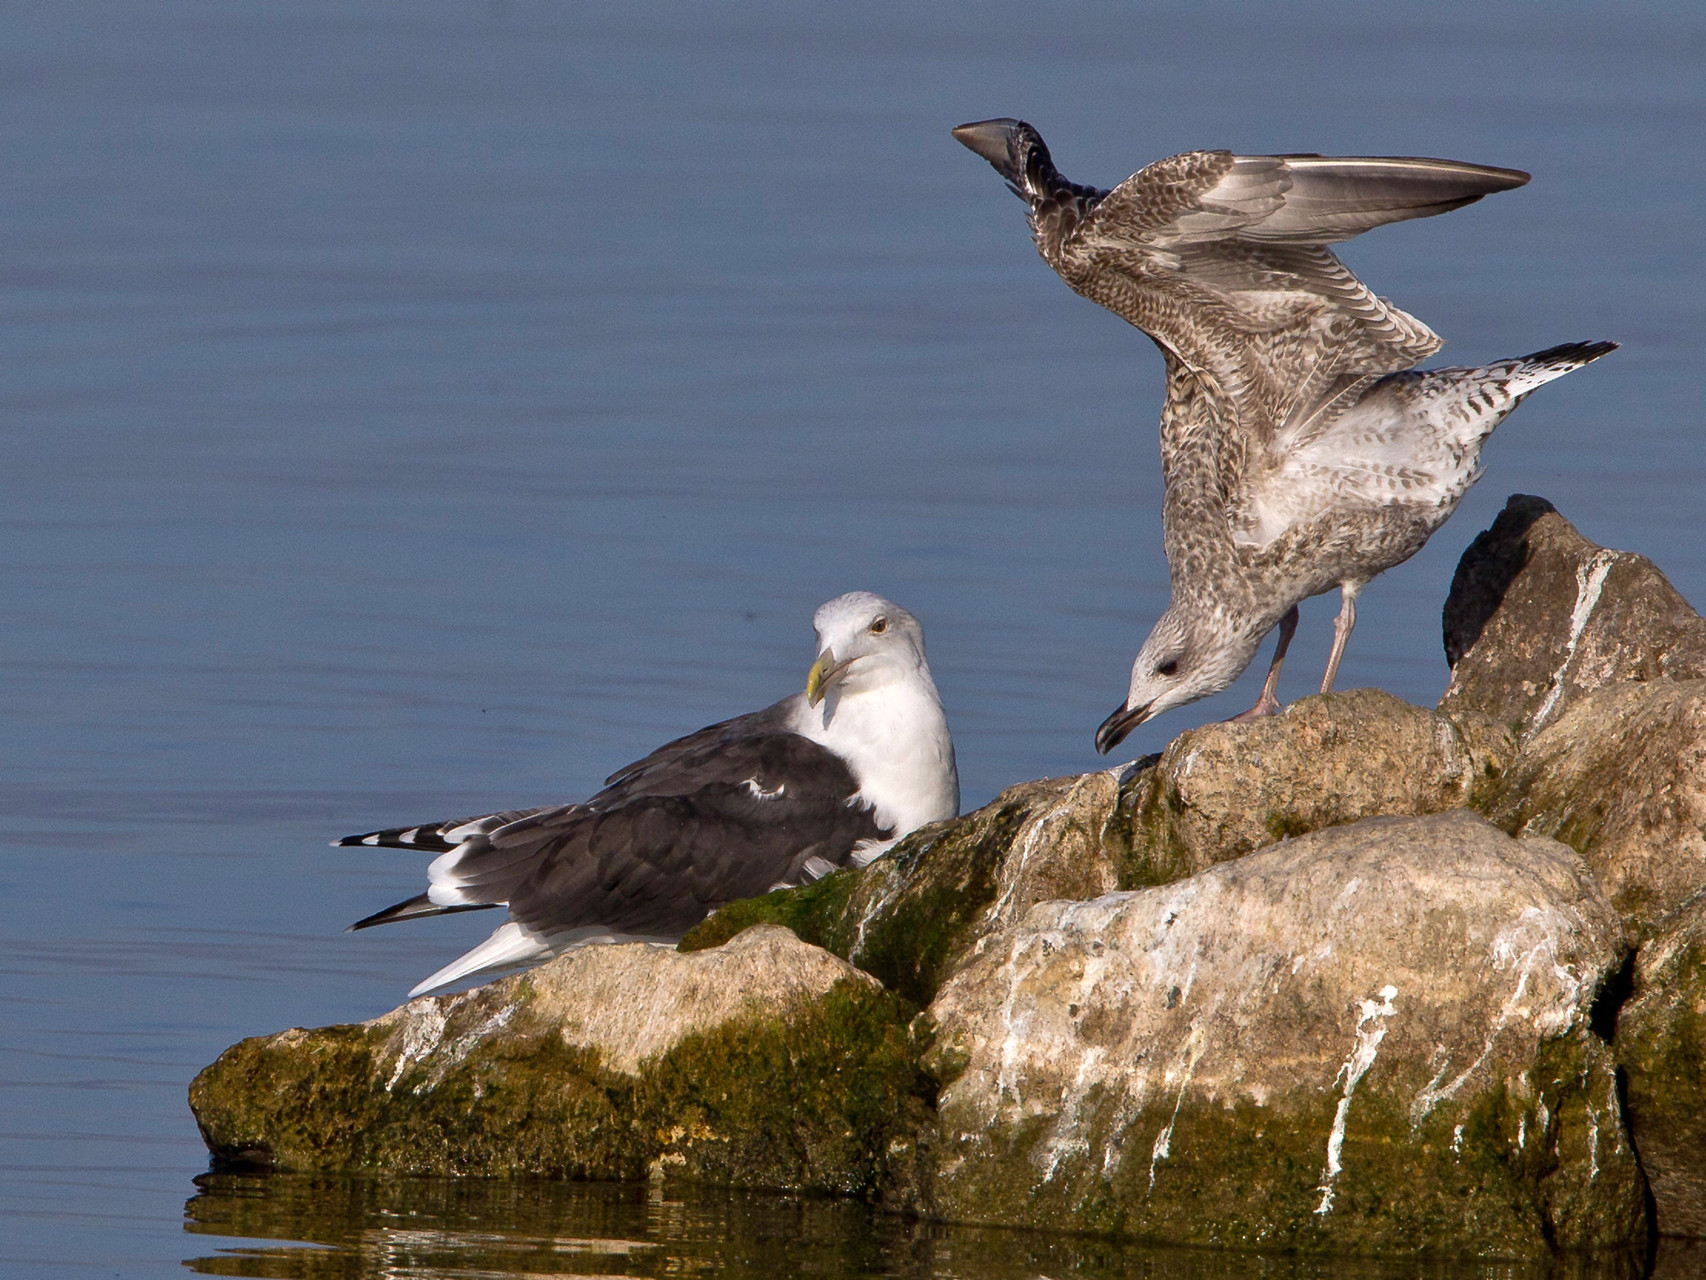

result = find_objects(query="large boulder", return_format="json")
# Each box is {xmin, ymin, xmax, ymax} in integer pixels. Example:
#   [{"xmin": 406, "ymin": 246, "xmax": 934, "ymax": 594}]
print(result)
[
  {"xmin": 921, "ymin": 811, "xmax": 1645, "ymax": 1257},
  {"xmin": 1122, "ymin": 688, "xmax": 1513, "ymax": 883},
  {"xmin": 1486, "ymin": 680, "xmax": 1706, "ymax": 937},
  {"xmin": 188, "ymin": 926, "xmax": 933, "ymax": 1194},
  {"xmin": 684, "ymin": 694, "xmax": 1514, "ymax": 1005},
  {"xmin": 1441, "ymin": 495, "xmax": 1706, "ymax": 737},
  {"xmin": 1612, "ymin": 895, "xmax": 1706, "ymax": 1238}
]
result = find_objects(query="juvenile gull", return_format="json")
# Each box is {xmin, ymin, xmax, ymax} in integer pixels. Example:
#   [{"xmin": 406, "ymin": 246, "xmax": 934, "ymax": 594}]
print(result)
[
  {"xmin": 341, "ymin": 592, "xmax": 958, "ymax": 995},
  {"xmin": 953, "ymin": 119, "xmax": 1616, "ymax": 750}
]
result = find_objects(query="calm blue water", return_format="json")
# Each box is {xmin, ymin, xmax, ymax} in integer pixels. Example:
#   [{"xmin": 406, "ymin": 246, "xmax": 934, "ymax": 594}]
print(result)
[{"xmin": 1, "ymin": 2, "xmax": 1700, "ymax": 1275}]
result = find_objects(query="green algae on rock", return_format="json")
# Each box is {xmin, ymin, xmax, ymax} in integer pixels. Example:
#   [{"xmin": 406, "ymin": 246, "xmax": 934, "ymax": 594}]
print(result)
[
  {"xmin": 1613, "ymin": 894, "xmax": 1706, "ymax": 1237},
  {"xmin": 190, "ymin": 926, "xmax": 934, "ymax": 1194},
  {"xmin": 921, "ymin": 812, "xmax": 1645, "ymax": 1257},
  {"xmin": 189, "ymin": 1012, "xmax": 639, "ymax": 1179}
]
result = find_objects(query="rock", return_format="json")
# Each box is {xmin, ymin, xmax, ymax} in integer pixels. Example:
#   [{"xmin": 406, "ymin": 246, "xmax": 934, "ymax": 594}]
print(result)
[
  {"xmin": 188, "ymin": 926, "xmax": 933, "ymax": 1193},
  {"xmin": 680, "ymin": 771, "xmax": 1132, "ymax": 1006},
  {"xmin": 465, "ymin": 921, "xmax": 870, "ymax": 1075},
  {"xmin": 1441, "ymin": 495, "xmax": 1706, "ymax": 737},
  {"xmin": 685, "ymin": 695, "xmax": 1513, "ymax": 1006},
  {"xmin": 922, "ymin": 811, "xmax": 1645, "ymax": 1257},
  {"xmin": 1654, "ymin": 1238, "xmax": 1706, "ymax": 1277},
  {"xmin": 193, "ymin": 486, "xmax": 1706, "ymax": 1256},
  {"xmin": 1612, "ymin": 896, "xmax": 1706, "ymax": 1238},
  {"xmin": 1123, "ymin": 688, "xmax": 1514, "ymax": 883},
  {"xmin": 1485, "ymin": 680, "xmax": 1706, "ymax": 937}
]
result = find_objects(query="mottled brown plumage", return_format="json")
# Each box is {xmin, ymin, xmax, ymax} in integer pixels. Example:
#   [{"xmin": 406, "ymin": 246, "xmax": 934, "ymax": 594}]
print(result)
[{"xmin": 954, "ymin": 120, "xmax": 1614, "ymax": 750}]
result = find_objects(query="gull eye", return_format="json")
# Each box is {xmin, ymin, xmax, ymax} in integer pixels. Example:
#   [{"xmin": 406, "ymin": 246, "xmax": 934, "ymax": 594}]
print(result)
[
  {"xmin": 1156, "ymin": 658, "xmax": 1179, "ymax": 677},
  {"xmin": 869, "ymin": 617, "xmax": 888, "ymax": 634}
]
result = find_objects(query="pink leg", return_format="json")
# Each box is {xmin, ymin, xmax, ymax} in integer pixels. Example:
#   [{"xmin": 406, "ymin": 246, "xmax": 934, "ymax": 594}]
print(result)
[
  {"xmin": 1320, "ymin": 585, "xmax": 1361, "ymax": 694},
  {"xmin": 1231, "ymin": 605, "xmax": 1299, "ymax": 721}
]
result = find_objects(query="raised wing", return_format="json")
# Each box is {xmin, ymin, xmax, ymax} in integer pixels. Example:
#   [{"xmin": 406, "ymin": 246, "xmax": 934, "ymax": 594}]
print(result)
[
  {"xmin": 1043, "ymin": 145, "xmax": 1528, "ymax": 441},
  {"xmin": 1232, "ymin": 341, "xmax": 1616, "ymax": 552},
  {"xmin": 1088, "ymin": 152, "xmax": 1528, "ymax": 249}
]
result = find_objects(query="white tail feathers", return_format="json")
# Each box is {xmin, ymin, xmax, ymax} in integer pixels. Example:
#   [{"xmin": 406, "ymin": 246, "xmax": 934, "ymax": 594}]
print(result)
[
  {"xmin": 406, "ymin": 922, "xmax": 677, "ymax": 997},
  {"xmin": 407, "ymin": 921, "xmax": 553, "ymax": 997}
]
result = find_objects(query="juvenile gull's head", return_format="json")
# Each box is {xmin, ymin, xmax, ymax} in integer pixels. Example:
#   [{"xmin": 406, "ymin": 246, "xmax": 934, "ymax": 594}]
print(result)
[
  {"xmin": 952, "ymin": 118, "xmax": 1056, "ymax": 202},
  {"xmin": 1095, "ymin": 604, "xmax": 1264, "ymax": 754}
]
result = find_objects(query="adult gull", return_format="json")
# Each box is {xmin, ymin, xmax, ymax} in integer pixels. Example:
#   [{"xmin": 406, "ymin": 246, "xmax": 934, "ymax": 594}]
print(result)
[
  {"xmin": 341, "ymin": 592, "xmax": 958, "ymax": 995},
  {"xmin": 953, "ymin": 119, "xmax": 1615, "ymax": 751}
]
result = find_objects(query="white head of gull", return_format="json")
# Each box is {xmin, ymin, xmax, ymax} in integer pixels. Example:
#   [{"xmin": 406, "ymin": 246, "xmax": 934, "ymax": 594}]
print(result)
[
  {"xmin": 795, "ymin": 591, "xmax": 959, "ymax": 838},
  {"xmin": 340, "ymin": 591, "xmax": 957, "ymax": 996}
]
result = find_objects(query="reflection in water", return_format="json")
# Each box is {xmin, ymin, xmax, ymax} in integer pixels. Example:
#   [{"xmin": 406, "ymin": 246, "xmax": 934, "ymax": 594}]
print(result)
[{"xmin": 182, "ymin": 1172, "xmax": 1655, "ymax": 1280}]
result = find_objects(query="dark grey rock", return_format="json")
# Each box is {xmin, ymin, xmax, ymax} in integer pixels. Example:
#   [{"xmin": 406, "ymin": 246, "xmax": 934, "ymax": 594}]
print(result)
[
  {"xmin": 1440, "ymin": 495, "xmax": 1706, "ymax": 737},
  {"xmin": 1487, "ymin": 680, "xmax": 1706, "ymax": 937}
]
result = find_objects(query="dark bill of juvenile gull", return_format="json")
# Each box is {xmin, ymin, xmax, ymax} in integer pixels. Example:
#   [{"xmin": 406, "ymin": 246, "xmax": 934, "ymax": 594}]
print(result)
[{"xmin": 339, "ymin": 592, "xmax": 958, "ymax": 997}]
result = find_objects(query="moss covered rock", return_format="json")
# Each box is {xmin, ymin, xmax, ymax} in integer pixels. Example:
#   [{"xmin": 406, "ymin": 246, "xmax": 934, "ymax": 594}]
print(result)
[
  {"xmin": 922, "ymin": 812, "xmax": 1645, "ymax": 1257},
  {"xmin": 685, "ymin": 696, "xmax": 1516, "ymax": 1009},
  {"xmin": 1121, "ymin": 688, "xmax": 1513, "ymax": 883},
  {"xmin": 191, "ymin": 489, "xmax": 1706, "ymax": 1255},
  {"xmin": 1485, "ymin": 680, "xmax": 1706, "ymax": 937},
  {"xmin": 189, "ymin": 926, "xmax": 934, "ymax": 1194},
  {"xmin": 1614, "ymin": 895, "xmax": 1706, "ymax": 1237},
  {"xmin": 683, "ymin": 772, "xmax": 1132, "ymax": 1006},
  {"xmin": 1440, "ymin": 495, "xmax": 1706, "ymax": 738}
]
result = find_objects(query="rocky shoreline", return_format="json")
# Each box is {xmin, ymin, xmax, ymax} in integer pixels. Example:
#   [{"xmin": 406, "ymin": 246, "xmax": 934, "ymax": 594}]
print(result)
[{"xmin": 190, "ymin": 496, "xmax": 1706, "ymax": 1263}]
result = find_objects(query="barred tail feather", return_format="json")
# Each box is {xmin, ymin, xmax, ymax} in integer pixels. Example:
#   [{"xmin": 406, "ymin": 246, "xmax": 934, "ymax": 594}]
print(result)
[
  {"xmin": 334, "ymin": 806, "xmax": 551, "ymax": 852},
  {"xmin": 1503, "ymin": 340, "xmax": 1618, "ymax": 396}
]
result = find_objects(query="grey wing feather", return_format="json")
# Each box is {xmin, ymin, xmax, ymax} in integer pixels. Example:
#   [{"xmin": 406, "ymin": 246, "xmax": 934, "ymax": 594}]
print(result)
[
  {"xmin": 1082, "ymin": 152, "xmax": 1528, "ymax": 251},
  {"xmin": 348, "ymin": 714, "xmax": 884, "ymax": 942},
  {"xmin": 601, "ymin": 702, "xmax": 791, "ymax": 789},
  {"xmin": 503, "ymin": 731, "xmax": 885, "ymax": 938},
  {"xmin": 1057, "ymin": 151, "xmax": 1529, "ymax": 439},
  {"xmin": 1239, "ymin": 155, "xmax": 1530, "ymax": 244},
  {"xmin": 348, "ymin": 894, "xmax": 497, "ymax": 931}
]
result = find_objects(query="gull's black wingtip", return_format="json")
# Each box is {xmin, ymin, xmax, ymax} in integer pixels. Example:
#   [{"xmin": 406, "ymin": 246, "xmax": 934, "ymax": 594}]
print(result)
[{"xmin": 349, "ymin": 895, "xmax": 498, "ymax": 932}]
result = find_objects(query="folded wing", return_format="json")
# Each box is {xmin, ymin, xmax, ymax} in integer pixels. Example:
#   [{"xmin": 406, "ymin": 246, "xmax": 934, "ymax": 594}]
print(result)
[{"xmin": 344, "ymin": 709, "xmax": 887, "ymax": 992}]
